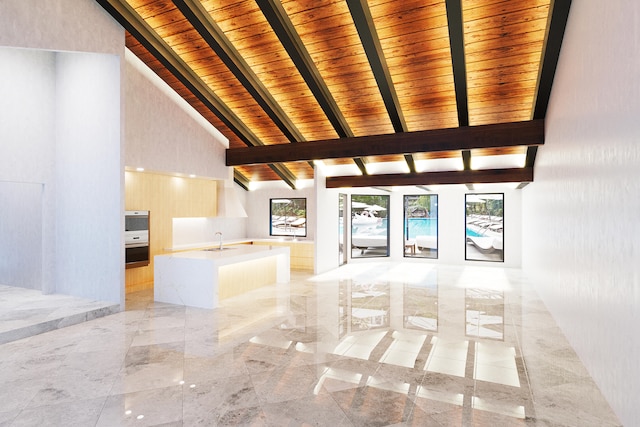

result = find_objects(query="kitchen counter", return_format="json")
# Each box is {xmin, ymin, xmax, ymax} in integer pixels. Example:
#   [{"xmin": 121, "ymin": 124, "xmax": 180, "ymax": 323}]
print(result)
[
  {"xmin": 154, "ymin": 244, "xmax": 290, "ymax": 309},
  {"xmin": 166, "ymin": 237, "xmax": 312, "ymax": 252}
]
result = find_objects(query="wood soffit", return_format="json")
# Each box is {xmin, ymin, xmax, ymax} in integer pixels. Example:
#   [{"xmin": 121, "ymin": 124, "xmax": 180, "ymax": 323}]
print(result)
[{"xmin": 97, "ymin": 0, "xmax": 571, "ymax": 189}]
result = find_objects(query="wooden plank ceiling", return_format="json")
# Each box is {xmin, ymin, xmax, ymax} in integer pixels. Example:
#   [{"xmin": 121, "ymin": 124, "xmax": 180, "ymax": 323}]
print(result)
[{"xmin": 98, "ymin": 0, "xmax": 571, "ymax": 189}]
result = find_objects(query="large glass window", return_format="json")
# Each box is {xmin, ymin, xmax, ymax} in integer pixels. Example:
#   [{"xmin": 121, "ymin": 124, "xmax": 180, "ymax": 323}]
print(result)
[
  {"xmin": 270, "ymin": 198, "xmax": 307, "ymax": 237},
  {"xmin": 403, "ymin": 194, "xmax": 438, "ymax": 258},
  {"xmin": 351, "ymin": 195, "xmax": 389, "ymax": 258},
  {"xmin": 465, "ymin": 193, "xmax": 504, "ymax": 262}
]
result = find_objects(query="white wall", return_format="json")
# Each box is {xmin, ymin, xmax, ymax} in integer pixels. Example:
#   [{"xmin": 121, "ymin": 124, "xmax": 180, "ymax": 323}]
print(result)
[
  {"xmin": 54, "ymin": 52, "xmax": 122, "ymax": 302},
  {"xmin": 522, "ymin": 1, "xmax": 640, "ymax": 424},
  {"xmin": 314, "ymin": 166, "xmax": 339, "ymax": 274},
  {"xmin": 0, "ymin": 0, "xmax": 122, "ymax": 54},
  {"xmin": 0, "ymin": 0, "xmax": 125, "ymax": 304},
  {"xmin": 314, "ymin": 183, "xmax": 522, "ymax": 269},
  {"xmin": 245, "ymin": 181, "xmax": 316, "ymax": 240},
  {"xmin": 124, "ymin": 51, "xmax": 229, "ymax": 179},
  {"xmin": 0, "ymin": 48, "xmax": 55, "ymax": 290},
  {"xmin": 0, "ymin": 182, "xmax": 43, "ymax": 289}
]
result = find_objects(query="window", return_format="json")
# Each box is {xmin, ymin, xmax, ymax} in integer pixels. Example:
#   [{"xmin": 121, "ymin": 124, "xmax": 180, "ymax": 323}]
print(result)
[
  {"xmin": 270, "ymin": 198, "xmax": 307, "ymax": 237},
  {"xmin": 465, "ymin": 193, "xmax": 504, "ymax": 262},
  {"xmin": 351, "ymin": 195, "xmax": 389, "ymax": 258},
  {"xmin": 403, "ymin": 194, "xmax": 438, "ymax": 258}
]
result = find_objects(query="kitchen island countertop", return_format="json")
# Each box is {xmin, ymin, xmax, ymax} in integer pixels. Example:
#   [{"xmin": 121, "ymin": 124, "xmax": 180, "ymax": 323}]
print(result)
[{"xmin": 154, "ymin": 244, "xmax": 290, "ymax": 309}]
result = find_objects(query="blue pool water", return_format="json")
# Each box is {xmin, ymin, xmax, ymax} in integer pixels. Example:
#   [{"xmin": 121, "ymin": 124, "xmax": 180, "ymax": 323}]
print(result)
[
  {"xmin": 342, "ymin": 217, "xmax": 481, "ymax": 238},
  {"xmin": 466, "ymin": 228, "xmax": 483, "ymax": 237},
  {"xmin": 405, "ymin": 218, "xmax": 437, "ymax": 239}
]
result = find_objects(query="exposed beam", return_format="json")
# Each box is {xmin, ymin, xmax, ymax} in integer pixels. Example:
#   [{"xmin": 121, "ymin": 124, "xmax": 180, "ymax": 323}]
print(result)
[
  {"xmin": 97, "ymin": 0, "xmax": 254, "ymax": 147},
  {"xmin": 257, "ymin": 0, "xmax": 352, "ymax": 138},
  {"xmin": 445, "ymin": 0, "xmax": 469, "ymax": 127},
  {"xmin": 97, "ymin": 0, "xmax": 298, "ymax": 189},
  {"xmin": 462, "ymin": 149, "xmax": 473, "ymax": 190},
  {"xmin": 257, "ymin": 0, "xmax": 366, "ymax": 174},
  {"xmin": 233, "ymin": 170, "xmax": 250, "ymax": 191},
  {"xmin": 348, "ymin": 0, "xmax": 415, "ymax": 173},
  {"xmin": 173, "ymin": 0, "xmax": 305, "ymax": 143},
  {"xmin": 348, "ymin": 0, "xmax": 406, "ymax": 132},
  {"xmin": 533, "ymin": 0, "xmax": 572, "ymax": 120},
  {"xmin": 268, "ymin": 164, "xmax": 297, "ymax": 189},
  {"xmin": 462, "ymin": 150, "xmax": 472, "ymax": 170},
  {"xmin": 403, "ymin": 154, "xmax": 416, "ymax": 174},
  {"xmin": 227, "ymin": 120, "xmax": 544, "ymax": 166},
  {"xmin": 326, "ymin": 168, "xmax": 533, "ymax": 188},
  {"xmin": 356, "ymin": 157, "xmax": 369, "ymax": 176},
  {"xmin": 526, "ymin": 0, "xmax": 572, "ymax": 166}
]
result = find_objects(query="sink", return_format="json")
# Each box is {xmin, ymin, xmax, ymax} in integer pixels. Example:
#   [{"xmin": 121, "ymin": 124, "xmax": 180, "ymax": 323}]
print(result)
[{"xmin": 202, "ymin": 247, "xmax": 236, "ymax": 251}]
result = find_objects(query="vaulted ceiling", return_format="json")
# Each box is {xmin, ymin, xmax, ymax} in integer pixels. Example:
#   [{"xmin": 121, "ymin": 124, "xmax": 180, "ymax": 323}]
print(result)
[{"xmin": 98, "ymin": 0, "xmax": 571, "ymax": 190}]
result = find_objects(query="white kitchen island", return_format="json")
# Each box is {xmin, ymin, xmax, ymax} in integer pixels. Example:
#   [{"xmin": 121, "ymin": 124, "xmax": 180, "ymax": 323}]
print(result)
[{"xmin": 154, "ymin": 245, "xmax": 290, "ymax": 309}]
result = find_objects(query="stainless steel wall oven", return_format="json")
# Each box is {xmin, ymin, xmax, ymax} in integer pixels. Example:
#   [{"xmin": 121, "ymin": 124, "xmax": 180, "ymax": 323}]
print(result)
[{"xmin": 125, "ymin": 210, "xmax": 149, "ymax": 268}]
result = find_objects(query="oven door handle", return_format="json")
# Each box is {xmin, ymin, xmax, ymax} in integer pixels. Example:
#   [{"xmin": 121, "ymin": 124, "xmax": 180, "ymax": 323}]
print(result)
[{"xmin": 125, "ymin": 242, "xmax": 149, "ymax": 249}]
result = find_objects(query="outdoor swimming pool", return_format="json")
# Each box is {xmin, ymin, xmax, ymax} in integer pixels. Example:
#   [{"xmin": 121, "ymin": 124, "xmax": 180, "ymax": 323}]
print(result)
[
  {"xmin": 466, "ymin": 228, "xmax": 484, "ymax": 237},
  {"xmin": 405, "ymin": 218, "xmax": 437, "ymax": 239},
  {"xmin": 344, "ymin": 217, "xmax": 483, "ymax": 239}
]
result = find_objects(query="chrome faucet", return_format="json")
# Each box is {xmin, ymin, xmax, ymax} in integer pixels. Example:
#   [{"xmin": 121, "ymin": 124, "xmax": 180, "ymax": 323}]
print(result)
[{"xmin": 215, "ymin": 231, "xmax": 223, "ymax": 250}]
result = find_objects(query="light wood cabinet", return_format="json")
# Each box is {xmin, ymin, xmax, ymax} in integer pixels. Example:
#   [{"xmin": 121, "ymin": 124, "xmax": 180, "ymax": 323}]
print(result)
[
  {"xmin": 252, "ymin": 240, "xmax": 314, "ymax": 271},
  {"xmin": 125, "ymin": 171, "xmax": 217, "ymax": 292}
]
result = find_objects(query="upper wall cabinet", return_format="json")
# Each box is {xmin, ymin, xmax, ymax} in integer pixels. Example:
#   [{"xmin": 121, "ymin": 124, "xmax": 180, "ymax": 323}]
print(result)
[{"xmin": 125, "ymin": 171, "xmax": 217, "ymax": 218}]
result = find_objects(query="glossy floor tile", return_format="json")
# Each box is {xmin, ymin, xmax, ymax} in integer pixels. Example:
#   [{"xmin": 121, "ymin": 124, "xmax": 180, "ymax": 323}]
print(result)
[
  {"xmin": 0, "ymin": 284, "xmax": 120, "ymax": 345},
  {"xmin": 0, "ymin": 263, "xmax": 622, "ymax": 426}
]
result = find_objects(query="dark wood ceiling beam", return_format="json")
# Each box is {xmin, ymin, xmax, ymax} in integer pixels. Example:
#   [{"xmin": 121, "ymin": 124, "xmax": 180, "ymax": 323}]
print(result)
[
  {"xmin": 233, "ymin": 170, "xmax": 250, "ymax": 191},
  {"xmin": 355, "ymin": 158, "xmax": 369, "ymax": 176},
  {"xmin": 227, "ymin": 120, "xmax": 544, "ymax": 166},
  {"xmin": 347, "ymin": 0, "xmax": 406, "ymax": 132},
  {"xmin": 256, "ymin": 0, "xmax": 368, "ymax": 174},
  {"xmin": 446, "ymin": 0, "xmax": 472, "ymax": 186},
  {"xmin": 97, "ymin": 0, "xmax": 256, "ymax": 147},
  {"xmin": 172, "ymin": 0, "xmax": 305, "ymax": 143},
  {"xmin": 268, "ymin": 164, "xmax": 297, "ymax": 189},
  {"xmin": 445, "ymin": 0, "xmax": 469, "ymax": 127},
  {"xmin": 256, "ymin": 0, "xmax": 352, "ymax": 138},
  {"xmin": 326, "ymin": 167, "xmax": 533, "ymax": 188},
  {"xmin": 526, "ymin": 0, "xmax": 572, "ymax": 167},
  {"xmin": 97, "ymin": 0, "xmax": 298, "ymax": 189},
  {"xmin": 462, "ymin": 150, "xmax": 472, "ymax": 170},
  {"xmin": 347, "ymin": 0, "xmax": 415, "ymax": 173}
]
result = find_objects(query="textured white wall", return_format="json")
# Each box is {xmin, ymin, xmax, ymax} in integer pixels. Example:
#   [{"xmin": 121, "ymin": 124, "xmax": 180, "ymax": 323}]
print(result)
[
  {"xmin": 0, "ymin": 183, "xmax": 43, "ymax": 289},
  {"xmin": 0, "ymin": 48, "xmax": 58, "ymax": 294},
  {"xmin": 0, "ymin": 0, "xmax": 121, "ymax": 54},
  {"xmin": 54, "ymin": 52, "xmax": 122, "ymax": 302},
  {"xmin": 314, "ymin": 166, "xmax": 339, "ymax": 274},
  {"xmin": 522, "ymin": 1, "xmax": 640, "ymax": 424},
  {"xmin": 0, "ymin": 49, "xmax": 56, "ymax": 183},
  {"xmin": 314, "ymin": 184, "xmax": 521, "ymax": 268},
  {"xmin": 124, "ymin": 52, "xmax": 229, "ymax": 179},
  {"xmin": 0, "ymin": 0, "xmax": 125, "ymax": 303},
  {"xmin": 245, "ymin": 182, "xmax": 316, "ymax": 241}
]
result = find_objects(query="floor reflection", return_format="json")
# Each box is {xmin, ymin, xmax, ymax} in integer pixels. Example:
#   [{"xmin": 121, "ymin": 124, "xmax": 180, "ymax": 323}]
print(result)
[
  {"xmin": 0, "ymin": 263, "xmax": 622, "ymax": 426},
  {"xmin": 248, "ymin": 263, "xmax": 531, "ymax": 424}
]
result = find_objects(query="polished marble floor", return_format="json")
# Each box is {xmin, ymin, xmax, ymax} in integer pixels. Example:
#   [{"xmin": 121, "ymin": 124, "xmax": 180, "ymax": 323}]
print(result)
[
  {"xmin": 0, "ymin": 263, "xmax": 621, "ymax": 426},
  {"xmin": 0, "ymin": 285, "xmax": 119, "ymax": 345}
]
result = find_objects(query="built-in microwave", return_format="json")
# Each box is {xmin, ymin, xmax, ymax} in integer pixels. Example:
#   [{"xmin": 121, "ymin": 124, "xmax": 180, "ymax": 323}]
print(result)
[{"xmin": 125, "ymin": 210, "xmax": 149, "ymax": 268}]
